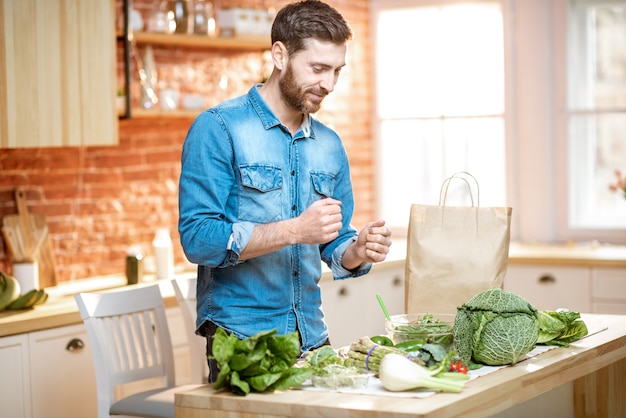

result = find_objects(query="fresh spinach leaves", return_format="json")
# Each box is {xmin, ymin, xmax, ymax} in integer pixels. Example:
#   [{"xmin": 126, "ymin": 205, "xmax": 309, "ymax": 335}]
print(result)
[{"xmin": 212, "ymin": 327, "xmax": 312, "ymax": 395}]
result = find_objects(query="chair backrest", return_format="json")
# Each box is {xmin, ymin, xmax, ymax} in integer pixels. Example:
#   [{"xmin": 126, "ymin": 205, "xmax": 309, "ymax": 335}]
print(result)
[
  {"xmin": 75, "ymin": 285, "xmax": 176, "ymax": 416},
  {"xmin": 171, "ymin": 277, "xmax": 208, "ymax": 384}
]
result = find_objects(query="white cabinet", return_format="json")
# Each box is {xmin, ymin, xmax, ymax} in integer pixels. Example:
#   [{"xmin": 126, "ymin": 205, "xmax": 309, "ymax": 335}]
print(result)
[
  {"xmin": 0, "ymin": 300, "xmax": 198, "ymax": 418},
  {"xmin": 0, "ymin": 324, "xmax": 98, "ymax": 418},
  {"xmin": 321, "ymin": 263, "xmax": 404, "ymax": 347},
  {"xmin": 592, "ymin": 267, "xmax": 626, "ymax": 314},
  {"xmin": 28, "ymin": 324, "xmax": 97, "ymax": 418},
  {"xmin": 0, "ymin": 334, "xmax": 31, "ymax": 418},
  {"xmin": 505, "ymin": 264, "xmax": 626, "ymax": 314},
  {"xmin": 504, "ymin": 265, "xmax": 591, "ymax": 312}
]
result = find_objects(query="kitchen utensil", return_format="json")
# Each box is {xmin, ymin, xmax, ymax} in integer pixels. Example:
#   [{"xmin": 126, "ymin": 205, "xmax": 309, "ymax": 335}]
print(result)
[
  {"xmin": 2, "ymin": 188, "xmax": 58, "ymax": 287},
  {"xmin": 1, "ymin": 225, "xmax": 25, "ymax": 261}
]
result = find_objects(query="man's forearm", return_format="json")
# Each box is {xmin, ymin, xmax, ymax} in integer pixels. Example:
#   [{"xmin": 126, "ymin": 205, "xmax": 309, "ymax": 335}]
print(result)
[{"xmin": 238, "ymin": 219, "xmax": 297, "ymax": 260}]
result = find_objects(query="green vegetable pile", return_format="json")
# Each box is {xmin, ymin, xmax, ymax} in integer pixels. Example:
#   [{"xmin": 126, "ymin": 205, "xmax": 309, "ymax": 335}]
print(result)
[
  {"xmin": 304, "ymin": 337, "xmax": 470, "ymax": 393},
  {"xmin": 537, "ymin": 309, "xmax": 588, "ymax": 346},
  {"xmin": 387, "ymin": 313, "xmax": 454, "ymax": 349},
  {"xmin": 454, "ymin": 288, "xmax": 539, "ymax": 366},
  {"xmin": 302, "ymin": 346, "xmax": 369, "ymax": 390},
  {"xmin": 211, "ymin": 328, "xmax": 312, "ymax": 395}
]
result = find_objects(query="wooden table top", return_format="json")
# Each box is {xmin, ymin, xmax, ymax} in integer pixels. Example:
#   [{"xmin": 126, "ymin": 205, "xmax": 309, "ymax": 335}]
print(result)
[{"xmin": 175, "ymin": 313, "xmax": 626, "ymax": 418}]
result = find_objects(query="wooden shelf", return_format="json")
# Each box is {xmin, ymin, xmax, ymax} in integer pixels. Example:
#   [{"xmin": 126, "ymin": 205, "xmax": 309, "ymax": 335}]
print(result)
[
  {"xmin": 130, "ymin": 108, "xmax": 201, "ymax": 118},
  {"xmin": 117, "ymin": 29, "xmax": 270, "ymax": 119},
  {"xmin": 132, "ymin": 31, "xmax": 271, "ymax": 50}
]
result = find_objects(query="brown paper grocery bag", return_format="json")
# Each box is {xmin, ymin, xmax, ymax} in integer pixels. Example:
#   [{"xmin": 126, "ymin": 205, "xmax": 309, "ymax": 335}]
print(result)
[{"xmin": 405, "ymin": 172, "xmax": 512, "ymax": 315}]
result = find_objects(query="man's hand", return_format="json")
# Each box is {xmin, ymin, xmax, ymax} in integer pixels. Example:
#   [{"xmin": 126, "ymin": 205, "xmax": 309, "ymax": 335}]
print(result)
[
  {"xmin": 341, "ymin": 220, "xmax": 392, "ymax": 270},
  {"xmin": 293, "ymin": 198, "xmax": 343, "ymax": 244}
]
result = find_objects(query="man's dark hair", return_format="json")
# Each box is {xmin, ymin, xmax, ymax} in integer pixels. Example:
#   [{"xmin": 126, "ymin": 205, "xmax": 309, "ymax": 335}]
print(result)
[{"xmin": 271, "ymin": 0, "xmax": 353, "ymax": 56}]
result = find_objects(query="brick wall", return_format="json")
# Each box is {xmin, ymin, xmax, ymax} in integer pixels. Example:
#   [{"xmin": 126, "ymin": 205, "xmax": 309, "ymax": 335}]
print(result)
[{"xmin": 0, "ymin": 0, "xmax": 374, "ymax": 285}]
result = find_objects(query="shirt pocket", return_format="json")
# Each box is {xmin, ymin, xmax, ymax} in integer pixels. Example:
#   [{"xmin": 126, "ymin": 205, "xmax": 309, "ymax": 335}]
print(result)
[
  {"xmin": 239, "ymin": 164, "xmax": 283, "ymax": 223},
  {"xmin": 310, "ymin": 171, "xmax": 336, "ymax": 198}
]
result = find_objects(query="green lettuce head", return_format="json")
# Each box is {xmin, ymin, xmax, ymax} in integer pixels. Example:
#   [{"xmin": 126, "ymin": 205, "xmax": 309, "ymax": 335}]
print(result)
[{"xmin": 454, "ymin": 288, "xmax": 539, "ymax": 366}]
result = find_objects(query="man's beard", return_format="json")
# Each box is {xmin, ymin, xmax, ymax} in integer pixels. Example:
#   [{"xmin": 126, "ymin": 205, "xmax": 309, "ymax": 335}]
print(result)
[{"xmin": 279, "ymin": 63, "xmax": 327, "ymax": 114}]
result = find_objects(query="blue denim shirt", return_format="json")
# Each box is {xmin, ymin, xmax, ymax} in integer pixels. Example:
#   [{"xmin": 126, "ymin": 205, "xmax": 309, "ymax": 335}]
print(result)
[{"xmin": 178, "ymin": 85, "xmax": 371, "ymax": 351}]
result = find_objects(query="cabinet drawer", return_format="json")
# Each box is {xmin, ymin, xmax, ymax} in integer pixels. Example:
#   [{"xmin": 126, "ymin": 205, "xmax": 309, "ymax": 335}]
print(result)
[
  {"xmin": 29, "ymin": 324, "xmax": 97, "ymax": 418},
  {"xmin": 592, "ymin": 268, "xmax": 626, "ymax": 300},
  {"xmin": 504, "ymin": 265, "xmax": 590, "ymax": 312}
]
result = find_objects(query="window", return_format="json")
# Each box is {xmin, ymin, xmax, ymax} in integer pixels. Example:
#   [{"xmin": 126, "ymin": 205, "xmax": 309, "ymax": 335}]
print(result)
[
  {"xmin": 373, "ymin": 0, "xmax": 626, "ymax": 243},
  {"xmin": 373, "ymin": 1, "xmax": 507, "ymax": 233},
  {"xmin": 564, "ymin": 0, "xmax": 626, "ymax": 229}
]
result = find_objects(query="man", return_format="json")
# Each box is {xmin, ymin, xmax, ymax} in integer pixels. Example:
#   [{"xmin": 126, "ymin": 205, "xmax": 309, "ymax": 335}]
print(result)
[{"xmin": 178, "ymin": 0, "xmax": 392, "ymax": 382}]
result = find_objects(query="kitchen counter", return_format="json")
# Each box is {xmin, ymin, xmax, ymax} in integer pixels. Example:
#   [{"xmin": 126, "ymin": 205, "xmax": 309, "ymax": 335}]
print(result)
[
  {"xmin": 0, "ymin": 248, "xmax": 406, "ymax": 338},
  {"xmin": 174, "ymin": 313, "xmax": 626, "ymax": 418},
  {"xmin": 394, "ymin": 239, "xmax": 626, "ymax": 267},
  {"xmin": 0, "ymin": 275, "xmax": 186, "ymax": 337},
  {"xmin": 508, "ymin": 241, "xmax": 626, "ymax": 267}
]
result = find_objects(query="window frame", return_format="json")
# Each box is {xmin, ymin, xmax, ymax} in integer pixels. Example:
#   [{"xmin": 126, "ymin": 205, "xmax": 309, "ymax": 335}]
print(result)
[
  {"xmin": 554, "ymin": 0, "xmax": 626, "ymax": 243},
  {"xmin": 371, "ymin": 0, "xmax": 626, "ymax": 245}
]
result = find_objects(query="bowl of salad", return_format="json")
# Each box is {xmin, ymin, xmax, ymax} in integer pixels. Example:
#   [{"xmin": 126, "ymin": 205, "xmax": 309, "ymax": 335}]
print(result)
[{"xmin": 385, "ymin": 313, "xmax": 455, "ymax": 350}]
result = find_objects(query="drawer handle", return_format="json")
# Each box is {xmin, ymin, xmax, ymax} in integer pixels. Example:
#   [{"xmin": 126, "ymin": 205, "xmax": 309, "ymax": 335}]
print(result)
[
  {"xmin": 392, "ymin": 276, "xmax": 403, "ymax": 287},
  {"xmin": 66, "ymin": 338, "xmax": 85, "ymax": 352},
  {"xmin": 338, "ymin": 287, "xmax": 349, "ymax": 297},
  {"xmin": 538, "ymin": 274, "xmax": 556, "ymax": 285}
]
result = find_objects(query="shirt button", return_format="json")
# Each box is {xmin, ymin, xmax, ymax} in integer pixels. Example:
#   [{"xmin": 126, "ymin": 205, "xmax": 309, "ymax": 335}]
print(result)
[
  {"xmin": 292, "ymin": 271, "xmax": 297, "ymax": 276},
  {"xmin": 292, "ymin": 205, "xmax": 296, "ymax": 211},
  {"xmin": 291, "ymin": 170, "xmax": 295, "ymax": 176}
]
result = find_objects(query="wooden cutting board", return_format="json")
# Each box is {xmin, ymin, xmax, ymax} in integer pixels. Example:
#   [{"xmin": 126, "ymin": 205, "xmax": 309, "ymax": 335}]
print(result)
[{"xmin": 2, "ymin": 188, "xmax": 59, "ymax": 287}]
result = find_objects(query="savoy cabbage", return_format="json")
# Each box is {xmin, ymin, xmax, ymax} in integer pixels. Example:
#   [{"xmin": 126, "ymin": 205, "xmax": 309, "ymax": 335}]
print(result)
[{"xmin": 454, "ymin": 288, "xmax": 539, "ymax": 366}]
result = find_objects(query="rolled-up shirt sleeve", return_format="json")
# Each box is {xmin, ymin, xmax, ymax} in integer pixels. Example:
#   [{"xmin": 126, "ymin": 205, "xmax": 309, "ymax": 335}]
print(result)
[
  {"xmin": 329, "ymin": 237, "xmax": 372, "ymax": 280},
  {"xmin": 222, "ymin": 221, "xmax": 255, "ymax": 267}
]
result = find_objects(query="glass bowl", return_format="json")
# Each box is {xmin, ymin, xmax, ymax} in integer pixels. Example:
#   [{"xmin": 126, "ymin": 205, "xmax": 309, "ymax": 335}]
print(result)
[
  {"xmin": 385, "ymin": 313, "xmax": 455, "ymax": 350},
  {"xmin": 311, "ymin": 365, "xmax": 370, "ymax": 390}
]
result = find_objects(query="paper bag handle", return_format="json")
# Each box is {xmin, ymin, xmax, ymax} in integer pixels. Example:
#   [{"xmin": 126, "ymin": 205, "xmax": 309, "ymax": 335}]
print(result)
[{"xmin": 439, "ymin": 172, "xmax": 480, "ymax": 207}]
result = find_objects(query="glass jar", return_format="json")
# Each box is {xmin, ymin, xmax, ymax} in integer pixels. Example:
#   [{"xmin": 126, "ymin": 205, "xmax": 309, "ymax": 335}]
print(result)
[
  {"xmin": 147, "ymin": 1, "xmax": 172, "ymax": 33},
  {"xmin": 170, "ymin": 0, "xmax": 192, "ymax": 34},
  {"xmin": 125, "ymin": 245, "xmax": 144, "ymax": 285},
  {"xmin": 192, "ymin": 0, "xmax": 216, "ymax": 36}
]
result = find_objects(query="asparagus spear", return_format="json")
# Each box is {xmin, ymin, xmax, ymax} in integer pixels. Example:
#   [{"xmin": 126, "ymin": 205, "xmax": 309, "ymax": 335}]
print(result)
[{"xmin": 347, "ymin": 337, "xmax": 426, "ymax": 374}]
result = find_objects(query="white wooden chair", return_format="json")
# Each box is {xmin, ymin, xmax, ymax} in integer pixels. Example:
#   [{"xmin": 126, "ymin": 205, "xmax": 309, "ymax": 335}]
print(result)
[
  {"xmin": 75, "ymin": 285, "xmax": 198, "ymax": 418},
  {"xmin": 171, "ymin": 276, "xmax": 209, "ymax": 384}
]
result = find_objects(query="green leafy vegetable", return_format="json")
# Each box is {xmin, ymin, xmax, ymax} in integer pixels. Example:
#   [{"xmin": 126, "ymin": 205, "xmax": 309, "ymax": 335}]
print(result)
[
  {"xmin": 212, "ymin": 327, "xmax": 312, "ymax": 395},
  {"xmin": 304, "ymin": 345, "xmax": 339, "ymax": 369},
  {"xmin": 388, "ymin": 313, "xmax": 454, "ymax": 348},
  {"xmin": 537, "ymin": 309, "xmax": 588, "ymax": 346},
  {"xmin": 454, "ymin": 288, "xmax": 539, "ymax": 366}
]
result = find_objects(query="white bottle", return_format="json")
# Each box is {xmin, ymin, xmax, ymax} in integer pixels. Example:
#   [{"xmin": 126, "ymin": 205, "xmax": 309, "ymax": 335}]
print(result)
[{"xmin": 153, "ymin": 228, "xmax": 175, "ymax": 280}]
